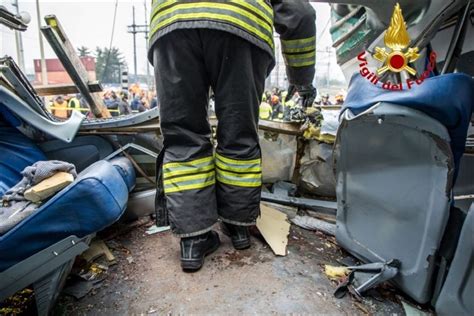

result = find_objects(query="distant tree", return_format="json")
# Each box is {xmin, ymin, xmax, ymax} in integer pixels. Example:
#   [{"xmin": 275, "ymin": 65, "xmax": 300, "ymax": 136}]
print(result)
[
  {"xmin": 77, "ymin": 46, "xmax": 91, "ymax": 57},
  {"xmin": 95, "ymin": 47, "xmax": 125, "ymax": 84}
]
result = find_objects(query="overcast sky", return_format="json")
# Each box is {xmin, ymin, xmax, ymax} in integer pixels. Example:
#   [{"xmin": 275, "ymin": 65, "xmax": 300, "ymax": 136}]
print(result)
[{"xmin": 0, "ymin": 0, "xmax": 344, "ymax": 82}]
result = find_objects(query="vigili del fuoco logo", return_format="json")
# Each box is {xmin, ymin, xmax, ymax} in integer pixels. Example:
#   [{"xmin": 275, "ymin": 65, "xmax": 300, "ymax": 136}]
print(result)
[{"xmin": 357, "ymin": 3, "xmax": 437, "ymax": 90}]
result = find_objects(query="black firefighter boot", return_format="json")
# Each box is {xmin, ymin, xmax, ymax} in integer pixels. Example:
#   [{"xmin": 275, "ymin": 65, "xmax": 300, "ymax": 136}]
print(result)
[
  {"xmin": 180, "ymin": 231, "xmax": 220, "ymax": 271},
  {"xmin": 221, "ymin": 222, "xmax": 251, "ymax": 250}
]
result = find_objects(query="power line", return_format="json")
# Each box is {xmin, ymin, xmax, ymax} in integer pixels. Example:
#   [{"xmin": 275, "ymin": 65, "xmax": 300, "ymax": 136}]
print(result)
[{"xmin": 101, "ymin": 0, "xmax": 119, "ymax": 82}]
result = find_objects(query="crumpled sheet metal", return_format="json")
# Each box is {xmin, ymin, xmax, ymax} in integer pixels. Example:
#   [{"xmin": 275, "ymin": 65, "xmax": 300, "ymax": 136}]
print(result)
[
  {"xmin": 299, "ymin": 140, "xmax": 336, "ymax": 197},
  {"xmin": 260, "ymin": 131, "xmax": 297, "ymax": 183}
]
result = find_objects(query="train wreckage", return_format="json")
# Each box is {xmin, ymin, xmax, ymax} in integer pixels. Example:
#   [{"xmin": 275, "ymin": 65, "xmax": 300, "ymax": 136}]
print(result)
[{"xmin": 0, "ymin": 1, "xmax": 473, "ymax": 315}]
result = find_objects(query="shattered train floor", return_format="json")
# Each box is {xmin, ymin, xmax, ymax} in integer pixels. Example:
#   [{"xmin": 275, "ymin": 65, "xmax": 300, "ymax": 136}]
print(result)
[{"xmin": 53, "ymin": 219, "xmax": 407, "ymax": 315}]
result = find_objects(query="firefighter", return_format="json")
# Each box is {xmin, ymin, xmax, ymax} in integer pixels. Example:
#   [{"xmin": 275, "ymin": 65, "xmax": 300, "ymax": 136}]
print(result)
[
  {"xmin": 149, "ymin": 0, "xmax": 317, "ymax": 271},
  {"xmin": 52, "ymin": 95, "xmax": 68, "ymax": 119},
  {"xmin": 271, "ymin": 95, "xmax": 284, "ymax": 120},
  {"xmin": 259, "ymin": 99, "xmax": 273, "ymax": 120}
]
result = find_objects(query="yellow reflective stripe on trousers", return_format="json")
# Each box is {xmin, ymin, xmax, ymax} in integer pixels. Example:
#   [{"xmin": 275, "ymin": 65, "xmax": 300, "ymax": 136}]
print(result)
[
  {"xmin": 164, "ymin": 170, "xmax": 215, "ymax": 194},
  {"xmin": 150, "ymin": 2, "xmax": 274, "ymax": 49},
  {"xmin": 163, "ymin": 156, "xmax": 214, "ymax": 179},
  {"xmin": 215, "ymin": 153, "xmax": 261, "ymax": 173},
  {"xmin": 281, "ymin": 36, "xmax": 316, "ymax": 54},
  {"xmin": 215, "ymin": 153, "xmax": 262, "ymax": 188},
  {"xmin": 216, "ymin": 170, "xmax": 261, "ymax": 188}
]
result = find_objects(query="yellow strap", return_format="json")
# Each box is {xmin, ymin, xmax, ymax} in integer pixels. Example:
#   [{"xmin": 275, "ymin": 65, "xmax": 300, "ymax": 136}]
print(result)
[{"xmin": 151, "ymin": 10, "xmax": 273, "ymax": 49}]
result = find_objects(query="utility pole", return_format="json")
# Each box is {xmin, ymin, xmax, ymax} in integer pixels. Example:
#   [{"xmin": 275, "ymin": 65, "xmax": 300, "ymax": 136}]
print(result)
[
  {"xmin": 36, "ymin": 0, "xmax": 48, "ymax": 85},
  {"xmin": 12, "ymin": 0, "xmax": 26, "ymax": 71},
  {"xmin": 144, "ymin": 0, "xmax": 151, "ymax": 89},
  {"xmin": 127, "ymin": 5, "xmax": 149, "ymax": 84}
]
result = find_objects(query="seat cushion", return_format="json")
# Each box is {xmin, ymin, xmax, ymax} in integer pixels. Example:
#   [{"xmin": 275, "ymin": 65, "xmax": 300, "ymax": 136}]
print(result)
[
  {"xmin": 110, "ymin": 157, "xmax": 136, "ymax": 192},
  {"xmin": 0, "ymin": 160, "xmax": 129, "ymax": 271},
  {"xmin": 0, "ymin": 120, "xmax": 46, "ymax": 195}
]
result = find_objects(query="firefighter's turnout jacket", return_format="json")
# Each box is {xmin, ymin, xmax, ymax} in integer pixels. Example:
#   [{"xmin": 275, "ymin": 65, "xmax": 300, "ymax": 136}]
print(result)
[{"xmin": 149, "ymin": 0, "xmax": 316, "ymax": 237}]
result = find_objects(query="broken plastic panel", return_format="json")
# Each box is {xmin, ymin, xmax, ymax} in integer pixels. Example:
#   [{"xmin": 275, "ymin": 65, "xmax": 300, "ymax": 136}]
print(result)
[{"xmin": 335, "ymin": 102, "xmax": 453, "ymax": 304}]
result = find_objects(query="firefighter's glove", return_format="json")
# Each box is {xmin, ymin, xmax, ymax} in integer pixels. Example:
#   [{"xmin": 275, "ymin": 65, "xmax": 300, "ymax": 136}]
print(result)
[{"xmin": 286, "ymin": 84, "xmax": 317, "ymax": 108}]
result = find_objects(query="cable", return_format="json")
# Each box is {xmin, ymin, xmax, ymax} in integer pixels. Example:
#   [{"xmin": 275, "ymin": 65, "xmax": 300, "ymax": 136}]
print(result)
[{"xmin": 101, "ymin": 0, "xmax": 119, "ymax": 82}]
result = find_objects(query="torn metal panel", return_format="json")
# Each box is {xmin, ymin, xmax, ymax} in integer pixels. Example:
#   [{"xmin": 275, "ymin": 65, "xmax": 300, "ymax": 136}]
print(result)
[
  {"xmin": 299, "ymin": 140, "xmax": 337, "ymax": 197},
  {"xmin": 260, "ymin": 131, "xmax": 297, "ymax": 183},
  {"xmin": 335, "ymin": 102, "xmax": 453, "ymax": 304}
]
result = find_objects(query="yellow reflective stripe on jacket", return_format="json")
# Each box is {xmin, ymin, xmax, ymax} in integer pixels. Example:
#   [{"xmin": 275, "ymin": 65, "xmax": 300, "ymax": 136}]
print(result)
[
  {"xmin": 229, "ymin": 0, "xmax": 273, "ymax": 25},
  {"xmin": 164, "ymin": 170, "xmax": 215, "ymax": 194},
  {"xmin": 281, "ymin": 36, "xmax": 316, "ymax": 53},
  {"xmin": 150, "ymin": 1, "xmax": 274, "ymax": 49},
  {"xmin": 163, "ymin": 156, "xmax": 214, "ymax": 179},
  {"xmin": 284, "ymin": 50, "xmax": 316, "ymax": 67}
]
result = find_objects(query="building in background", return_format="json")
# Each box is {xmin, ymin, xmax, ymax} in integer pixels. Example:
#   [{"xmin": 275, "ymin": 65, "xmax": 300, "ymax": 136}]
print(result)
[{"xmin": 33, "ymin": 56, "xmax": 96, "ymax": 85}]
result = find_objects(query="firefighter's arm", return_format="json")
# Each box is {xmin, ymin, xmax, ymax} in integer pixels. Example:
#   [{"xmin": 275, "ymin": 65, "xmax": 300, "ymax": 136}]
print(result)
[
  {"xmin": 272, "ymin": 0, "xmax": 316, "ymax": 86},
  {"xmin": 273, "ymin": 0, "xmax": 317, "ymax": 107}
]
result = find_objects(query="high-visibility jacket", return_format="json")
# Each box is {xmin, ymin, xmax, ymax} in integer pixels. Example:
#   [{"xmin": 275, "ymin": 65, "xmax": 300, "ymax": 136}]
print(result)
[
  {"xmin": 259, "ymin": 101, "xmax": 273, "ymax": 120},
  {"xmin": 52, "ymin": 101, "xmax": 68, "ymax": 119},
  {"xmin": 148, "ymin": 0, "xmax": 316, "ymax": 85}
]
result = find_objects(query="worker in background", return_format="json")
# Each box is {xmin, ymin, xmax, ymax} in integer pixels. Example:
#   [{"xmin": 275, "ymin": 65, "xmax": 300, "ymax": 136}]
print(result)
[
  {"xmin": 149, "ymin": 0, "xmax": 316, "ymax": 272},
  {"xmin": 259, "ymin": 98, "xmax": 273, "ymax": 120},
  {"xmin": 119, "ymin": 93, "xmax": 132, "ymax": 115},
  {"xmin": 321, "ymin": 93, "xmax": 332, "ymax": 105},
  {"xmin": 335, "ymin": 94, "xmax": 344, "ymax": 105},
  {"xmin": 271, "ymin": 95, "xmax": 284, "ymax": 120},
  {"xmin": 150, "ymin": 92, "xmax": 159, "ymax": 110},
  {"xmin": 52, "ymin": 95, "xmax": 68, "ymax": 119},
  {"xmin": 108, "ymin": 91, "xmax": 120, "ymax": 117}
]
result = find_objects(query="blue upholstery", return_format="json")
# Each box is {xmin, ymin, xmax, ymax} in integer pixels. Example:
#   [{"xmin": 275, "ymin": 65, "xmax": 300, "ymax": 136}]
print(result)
[
  {"xmin": 0, "ymin": 120, "xmax": 46, "ymax": 196},
  {"xmin": 110, "ymin": 156, "xmax": 136, "ymax": 192},
  {"xmin": 0, "ymin": 160, "xmax": 129, "ymax": 271},
  {"xmin": 0, "ymin": 111, "xmax": 135, "ymax": 272}
]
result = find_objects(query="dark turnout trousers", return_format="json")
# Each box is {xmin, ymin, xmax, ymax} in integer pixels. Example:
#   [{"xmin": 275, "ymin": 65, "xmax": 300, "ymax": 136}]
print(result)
[{"xmin": 153, "ymin": 29, "xmax": 272, "ymax": 237}]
